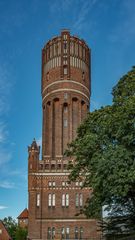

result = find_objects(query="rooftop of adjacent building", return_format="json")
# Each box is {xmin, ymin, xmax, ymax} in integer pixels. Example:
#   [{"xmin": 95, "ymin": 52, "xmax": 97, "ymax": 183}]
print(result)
[
  {"xmin": 0, "ymin": 220, "xmax": 12, "ymax": 240},
  {"xmin": 28, "ymin": 138, "xmax": 40, "ymax": 152},
  {"xmin": 17, "ymin": 208, "xmax": 28, "ymax": 219}
]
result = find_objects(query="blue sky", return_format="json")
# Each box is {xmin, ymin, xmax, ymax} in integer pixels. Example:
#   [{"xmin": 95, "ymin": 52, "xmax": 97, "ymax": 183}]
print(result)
[{"xmin": 0, "ymin": 0, "xmax": 135, "ymax": 220}]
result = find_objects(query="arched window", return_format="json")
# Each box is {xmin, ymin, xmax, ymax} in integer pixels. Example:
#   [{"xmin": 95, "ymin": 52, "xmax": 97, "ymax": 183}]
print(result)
[
  {"xmin": 47, "ymin": 227, "xmax": 51, "ymax": 240},
  {"xmin": 48, "ymin": 194, "xmax": 55, "ymax": 207},
  {"xmin": 64, "ymin": 119, "xmax": 68, "ymax": 127},
  {"xmin": 61, "ymin": 227, "xmax": 65, "ymax": 240},
  {"xmin": 48, "ymin": 194, "xmax": 51, "ymax": 207},
  {"xmin": 80, "ymin": 193, "xmax": 83, "ymax": 207},
  {"xmin": 80, "ymin": 227, "xmax": 83, "ymax": 239},
  {"xmin": 62, "ymin": 194, "xmax": 65, "ymax": 207},
  {"xmin": 75, "ymin": 193, "xmax": 79, "ymax": 207},
  {"xmin": 76, "ymin": 193, "xmax": 83, "ymax": 207},
  {"xmin": 36, "ymin": 193, "xmax": 40, "ymax": 207},
  {"xmin": 62, "ymin": 194, "xmax": 69, "ymax": 207},
  {"xmin": 66, "ymin": 227, "xmax": 70, "ymax": 240},
  {"xmin": 63, "ymin": 103, "xmax": 68, "ymax": 113},
  {"xmin": 47, "ymin": 72, "xmax": 49, "ymax": 81},
  {"xmin": 82, "ymin": 71, "xmax": 85, "ymax": 81},
  {"xmin": 64, "ymin": 66, "xmax": 67, "ymax": 75},
  {"xmin": 75, "ymin": 227, "xmax": 78, "ymax": 240},
  {"xmin": 52, "ymin": 194, "xmax": 55, "ymax": 207},
  {"xmin": 52, "ymin": 227, "xmax": 55, "ymax": 239},
  {"xmin": 66, "ymin": 194, "xmax": 69, "ymax": 207}
]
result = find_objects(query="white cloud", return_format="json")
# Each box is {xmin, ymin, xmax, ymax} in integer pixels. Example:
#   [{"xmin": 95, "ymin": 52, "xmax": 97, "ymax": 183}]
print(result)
[
  {"xmin": 0, "ymin": 151, "xmax": 12, "ymax": 167},
  {"xmin": 0, "ymin": 181, "xmax": 15, "ymax": 189},
  {"xmin": 73, "ymin": 0, "xmax": 98, "ymax": 33},
  {"xmin": 0, "ymin": 205, "xmax": 8, "ymax": 210}
]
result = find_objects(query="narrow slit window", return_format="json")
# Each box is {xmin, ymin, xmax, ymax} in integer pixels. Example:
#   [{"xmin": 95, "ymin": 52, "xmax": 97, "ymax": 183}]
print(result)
[
  {"xmin": 61, "ymin": 227, "xmax": 65, "ymax": 240},
  {"xmin": 64, "ymin": 67, "xmax": 67, "ymax": 75},
  {"xmin": 48, "ymin": 181, "xmax": 52, "ymax": 187},
  {"xmin": 36, "ymin": 193, "xmax": 40, "ymax": 207},
  {"xmin": 52, "ymin": 227, "xmax": 55, "ymax": 239},
  {"xmin": 66, "ymin": 194, "xmax": 69, "ymax": 207},
  {"xmin": 52, "ymin": 181, "xmax": 56, "ymax": 187},
  {"xmin": 64, "ymin": 93, "xmax": 68, "ymax": 99},
  {"xmin": 80, "ymin": 193, "xmax": 83, "ymax": 207},
  {"xmin": 47, "ymin": 227, "xmax": 51, "ymax": 240},
  {"xmin": 80, "ymin": 227, "xmax": 83, "ymax": 239},
  {"xmin": 64, "ymin": 119, "xmax": 68, "ymax": 127},
  {"xmin": 66, "ymin": 227, "xmax": 70, "ymax": 240},
  {"xmin": 52, "ymin": 194, "xmax": 55, "ymax": 207},
  {"xmin": 75, "ymin": 227, "xmax": 78, "ymax": 240},
  {"xmin": 62, "ymin": 194, "xmax": 65, "ymax": 207},
  {"xmin": 75, "ymin": 193, "xmax": 79, "ymax": 207},
  {"xmin": 48, "ymin": 194, "xmax": 52, "ymax": 207}
]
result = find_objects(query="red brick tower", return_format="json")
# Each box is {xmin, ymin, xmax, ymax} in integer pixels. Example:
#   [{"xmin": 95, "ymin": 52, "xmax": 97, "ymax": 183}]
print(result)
[{"xmin": 28, "ymin": 30, "xmax": 100, "ymax": 239}]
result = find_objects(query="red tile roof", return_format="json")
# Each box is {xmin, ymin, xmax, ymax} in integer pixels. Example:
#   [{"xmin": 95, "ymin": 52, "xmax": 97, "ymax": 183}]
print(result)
[
  {"xmin": 17, "ymin": 208, "xmax": 28, "ymax": 219},
  {"xmin": 0, "ymin": 220, "xmax": 12, "ymax": 240}
]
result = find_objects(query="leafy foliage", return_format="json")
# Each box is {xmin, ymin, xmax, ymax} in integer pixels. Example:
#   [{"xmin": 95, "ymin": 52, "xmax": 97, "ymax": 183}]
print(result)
[
  {"xmin": 2, "ymin": 216, "xmax": 27, "ymax": 240},
  {"xmin": 15, "ymin": 226, "xmax": 27, "ymax": 240},
  {"xmin": 66, "ymin": 67, "xmax": 135, "ymax": 234},
  {"xmin": 3, "ymin": 216, "xmax": 17, "ymax": 240}
]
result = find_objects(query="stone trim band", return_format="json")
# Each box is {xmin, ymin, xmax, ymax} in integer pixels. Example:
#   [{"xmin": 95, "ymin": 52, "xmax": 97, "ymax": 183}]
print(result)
[
  {"xmin": 42, "ymin": 80, "xmax": 90, "ymax": 94},
  {"xmin": 42, "ymin": 88, "xmax": 90, "ymax": 102}
]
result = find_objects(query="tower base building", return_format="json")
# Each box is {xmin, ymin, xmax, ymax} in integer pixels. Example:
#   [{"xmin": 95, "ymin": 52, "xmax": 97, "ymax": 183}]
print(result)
[{"xmin": 28, "ymin": 30, "xmax": 100, "ymax": 239}]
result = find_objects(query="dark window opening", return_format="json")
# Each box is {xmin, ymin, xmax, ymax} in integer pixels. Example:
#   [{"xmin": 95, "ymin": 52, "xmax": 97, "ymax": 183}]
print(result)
[
  {"xmin": 47, "ymin": 227, "xmax": 51, "ymax": 240},
  {"xmin": 57, "ymin": 164, "xmax": 61, "ymax": 170},
  {"xmin": 45, "ymin": 164, "xmax": 49, "ymax": 170},
  {"xmin": 51, "ymin": 164, "xmax": 55, "ymax": 170},
  {"xmin": 75, "ymin": 227, "xmax": 78, "ymax": 240},
  {"xmin": 82, "ymin": 71, "xmax": 85, "ymax": 81},
  {"xmin": 47, "ymin": 72, "xmax": 49, "ymax": 81}
]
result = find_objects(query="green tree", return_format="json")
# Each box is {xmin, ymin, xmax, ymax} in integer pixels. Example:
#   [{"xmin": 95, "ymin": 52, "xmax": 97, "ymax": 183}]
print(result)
[
  {"xmin": 2, "ymin": 216, "xmax": 27, "ymax": 240},
  {"xmin": 2, "ymin": 216, "xmax": 17, "ymax": 240},
  {"xmin": 15, "ymin": 226, "xmax": 28, "ymax": 240},
  {"xmin": 66, "ymin": 67, "xmax": 135, "ymax": 235}
]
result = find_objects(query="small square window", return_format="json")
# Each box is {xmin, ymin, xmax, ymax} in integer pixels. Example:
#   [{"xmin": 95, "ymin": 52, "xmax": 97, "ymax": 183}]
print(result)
[{"xmin": 0, "ymin": 229, "xmax": 2, "ymax": 234}]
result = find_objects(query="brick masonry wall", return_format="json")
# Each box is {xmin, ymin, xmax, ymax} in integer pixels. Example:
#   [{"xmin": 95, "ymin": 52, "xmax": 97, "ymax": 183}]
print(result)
[{"xmin": 28, "ymin": 30, "xmax": 101, "ymax": 240}]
